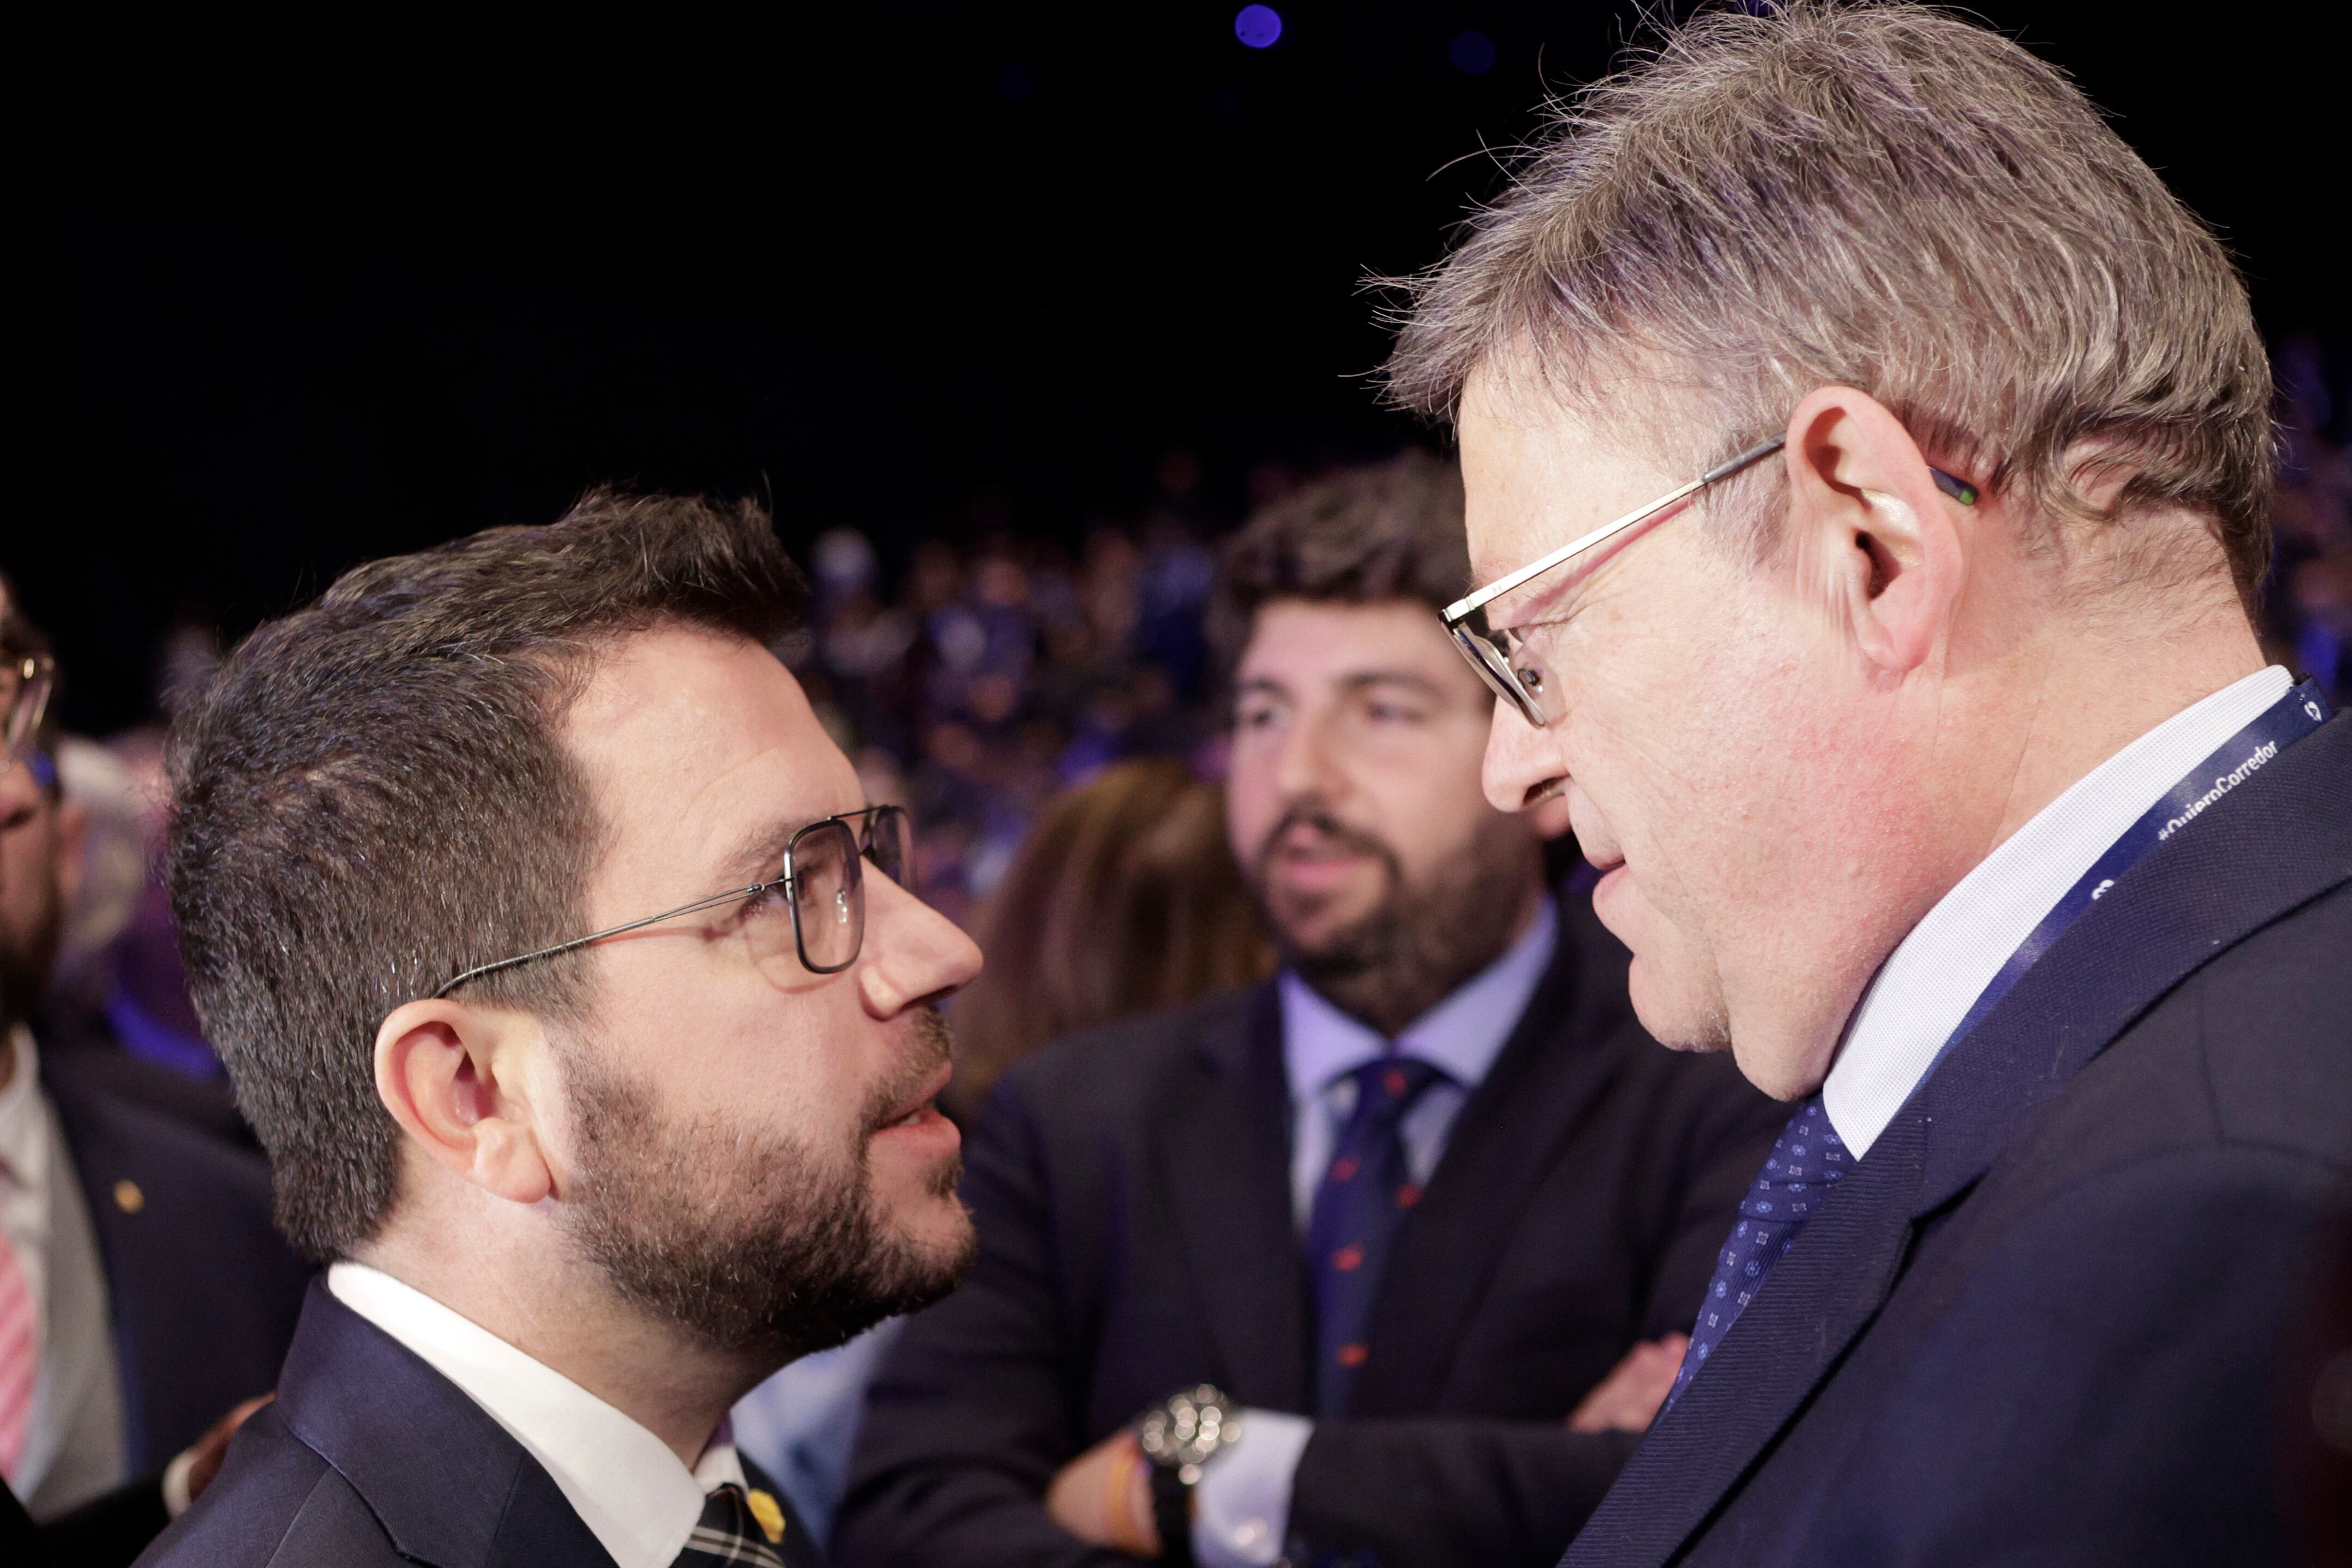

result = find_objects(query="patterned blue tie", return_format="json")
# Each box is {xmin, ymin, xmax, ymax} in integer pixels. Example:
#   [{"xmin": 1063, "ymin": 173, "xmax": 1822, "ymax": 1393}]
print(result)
[
  {"xmin": 1668, "ymin": 1095, "xmax": 1849, "ymax": 1406},
  {"xmin": 1305, "ymin": 1056, "xmax": 1448, "ymax": 1418}
]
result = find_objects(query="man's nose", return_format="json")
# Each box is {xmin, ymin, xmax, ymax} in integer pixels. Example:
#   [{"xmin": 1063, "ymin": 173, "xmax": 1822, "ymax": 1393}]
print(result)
[
  {"xmin": 1482, "ymin": 699, "xmax": 1569, "ymax": 814},
  {"xmin": 1271, "ymin": 704, "xmax": 1349, "ymax": 803},
  {"xmin": 857, "ymin": 871, "xmax": 984, "ymax": 1020}
]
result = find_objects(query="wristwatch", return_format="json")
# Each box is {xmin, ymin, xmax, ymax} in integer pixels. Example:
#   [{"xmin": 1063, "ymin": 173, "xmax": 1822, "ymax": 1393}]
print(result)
[{"xmin": 1135, "ymin": 1383, "xmax": 1242, "ymax": 1565}]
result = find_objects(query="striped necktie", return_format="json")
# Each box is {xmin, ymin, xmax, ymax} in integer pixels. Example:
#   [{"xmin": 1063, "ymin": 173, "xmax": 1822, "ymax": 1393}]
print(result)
[
  {"xmin": 0, "ymin": 1232, "xmax": 34, "ymax": 1484},
  {"xmin": 671, "ymin": 1482, "xmax": 788, "ymax": 1567}
]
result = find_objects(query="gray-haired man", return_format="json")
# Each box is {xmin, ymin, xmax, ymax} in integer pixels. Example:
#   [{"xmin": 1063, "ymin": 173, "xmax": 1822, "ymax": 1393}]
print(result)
[{"xmin": 1392, "ymin": 4, "xmax": 2351, "ymax": 1564}]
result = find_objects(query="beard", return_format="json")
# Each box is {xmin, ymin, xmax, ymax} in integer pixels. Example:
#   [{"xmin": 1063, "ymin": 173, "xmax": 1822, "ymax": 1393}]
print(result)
[
  {"xmin": 1246, "ymin": 803, "xmax": 1540, "ymax": 1038},
  {"xmin": 0, "ymin": 877, "xmax": 63, "ymax": 1033},
  {"xmin": 557, "ymin": 1008, "xmax": 976, "ymax": 1368}
]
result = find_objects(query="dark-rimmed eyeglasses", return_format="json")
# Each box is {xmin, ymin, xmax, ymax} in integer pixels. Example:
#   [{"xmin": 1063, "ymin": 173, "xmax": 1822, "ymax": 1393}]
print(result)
[
  {"xmin": 434, "ymin": 804, "xmax": 915, "ymax": 998},
  {"xmin": 1, "ymin": 655, "xmax": 54, "ymax": 774},
  {"xmin": 1440, "ymin": 437, "xmax": 1979, "ymax": 728}
]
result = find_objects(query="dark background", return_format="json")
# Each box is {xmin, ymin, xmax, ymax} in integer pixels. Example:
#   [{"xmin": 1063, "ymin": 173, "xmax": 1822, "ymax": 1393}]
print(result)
[{"xmin": 3, "ymin": 2, "xmax": 2344, "ymax": 734}]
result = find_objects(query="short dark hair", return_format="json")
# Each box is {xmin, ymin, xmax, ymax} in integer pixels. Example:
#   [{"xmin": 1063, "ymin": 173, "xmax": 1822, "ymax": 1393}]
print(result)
[
  {"xmin": 1207, "ymin": 449, "xmax": 1469, "ymax": 672},
  {"xmin": 167, "ymin": 489, "xmax": 808, "ymax": 1262}
]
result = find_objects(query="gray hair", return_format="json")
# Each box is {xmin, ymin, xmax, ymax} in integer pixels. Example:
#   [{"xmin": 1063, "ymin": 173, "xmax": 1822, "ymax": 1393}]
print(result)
[{"xmin": 1386, "ymin": 1, "xmax": 2273, "ymax": 607}]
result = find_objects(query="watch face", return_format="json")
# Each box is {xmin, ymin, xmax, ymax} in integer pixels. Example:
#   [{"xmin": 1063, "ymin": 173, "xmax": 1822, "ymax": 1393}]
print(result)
[{"xmin": 1138, "ymin": 1384, "xmax": 1237, "ymax": 1470}]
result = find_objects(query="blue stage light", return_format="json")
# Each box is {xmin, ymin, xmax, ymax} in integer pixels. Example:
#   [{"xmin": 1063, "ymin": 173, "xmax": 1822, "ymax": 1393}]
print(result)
[
  {"xmin": 1449, "ymin": 28, "xmax": 1497, "ymax": 75},
  {"xmin": 1235, "ymin": 5, "xmax": 1282, "ymax": 49}
]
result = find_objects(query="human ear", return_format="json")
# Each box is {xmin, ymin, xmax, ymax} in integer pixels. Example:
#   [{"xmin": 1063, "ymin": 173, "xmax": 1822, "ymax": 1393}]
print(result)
[
  {"xmin": 1781, "ymin": 387, "xmax": 1965, "ymax": 676},
  {"xmin": 374, "ymin": 998, "xmax": 557, "ymax": 1206}
]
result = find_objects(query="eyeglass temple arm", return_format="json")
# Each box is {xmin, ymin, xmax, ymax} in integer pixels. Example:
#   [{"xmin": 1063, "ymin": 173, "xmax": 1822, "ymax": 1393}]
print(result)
[
  {"xmin": 432, "ymin": 883, "xmax": 769, "ymax": 998},
  {"xmin": 429, "ymin": 806, "xmax": 900, "ymax": 997},
  {"xmin": 1442, "ymin": 437, "xmax": 1787, "ymax": 626}
]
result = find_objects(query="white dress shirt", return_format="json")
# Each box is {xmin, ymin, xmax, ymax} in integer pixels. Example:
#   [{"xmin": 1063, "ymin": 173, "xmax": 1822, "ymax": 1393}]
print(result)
[
  {"xmin": 0, "ymin": 1024, "xmax": 127, "ymax": 1518},
  {"xmin": 1195, "ymin": 896, "xmax": 1561, "ymax": 1567},
  {"xmin": 1823, "ymin": 664, "xmax": 2295, "ymax": 1157},
  {"xmin": 327, "ymin": 1262, "xmax": 751, "ymax": 1568}
]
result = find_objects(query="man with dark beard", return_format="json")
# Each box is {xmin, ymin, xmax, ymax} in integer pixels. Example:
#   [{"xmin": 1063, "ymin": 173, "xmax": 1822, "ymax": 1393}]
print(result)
[
  {"xmin": 836, "ymin": 453, "xmax": 1782, "ymax": 1568},
  {"xmin": 142, "ymin": 491, "xmax": 982, "ymax": 1568},
  {"xmin": 0, "ymin": 583, "xmax": 304, "ymax": 1566}
]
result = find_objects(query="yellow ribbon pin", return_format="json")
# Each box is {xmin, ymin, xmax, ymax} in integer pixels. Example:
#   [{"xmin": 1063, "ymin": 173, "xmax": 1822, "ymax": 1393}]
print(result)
[{"xmin": 744, "ymin": 1488, "xmax": 787, "ymax": 1546}]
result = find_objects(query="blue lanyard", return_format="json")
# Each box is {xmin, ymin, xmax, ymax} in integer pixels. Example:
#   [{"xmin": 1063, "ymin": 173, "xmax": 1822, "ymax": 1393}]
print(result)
[{"xmin": 1931, "ymin": 680, "xmax": 2334, "ymax": 1068}]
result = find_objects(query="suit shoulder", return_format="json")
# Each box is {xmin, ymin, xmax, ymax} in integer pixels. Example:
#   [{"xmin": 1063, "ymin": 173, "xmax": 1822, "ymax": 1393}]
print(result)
[
  {"xmin": 39, "ymin": 1041, "xmax": 256, "ymax": 1149},
  {"xmin": 2192, "ymin": 877, "xmax": 2352, "ymax": 1162},
  {"xmin": 47, "ymin": 1061, "xmax": 276, "ymax": 1212},
  {"xmin": 993, "ymin": 986, "xmax": 1264, "ymax": 1110},
  {"xmin": 138, "ymin": 1411, "xmax": 399, "ymax": 1567}
]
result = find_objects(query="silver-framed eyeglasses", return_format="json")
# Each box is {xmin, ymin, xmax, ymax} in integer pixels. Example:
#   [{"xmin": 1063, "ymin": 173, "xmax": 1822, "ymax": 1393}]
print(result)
[
  {"xmin": 1441, "ymin": 437, "xmax": 1979, "ymax": 727},
  {"xmin": 1, "ymin": 654, "xmax": 54, "ymax": 774},
  {"xmin": 435, "ymin": 803, "xmax": 914, "ymax": 997}
]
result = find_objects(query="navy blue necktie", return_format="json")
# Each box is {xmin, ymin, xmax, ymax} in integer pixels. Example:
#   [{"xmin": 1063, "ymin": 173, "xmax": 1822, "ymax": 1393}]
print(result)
[
  {"xmin": 1668, "ymin": 1094, "xmax": 1848, "ymax": 1407},
  {"xmin": 1305, "ymin": 1057, "xmax": 1448, "ymax": 1418}
]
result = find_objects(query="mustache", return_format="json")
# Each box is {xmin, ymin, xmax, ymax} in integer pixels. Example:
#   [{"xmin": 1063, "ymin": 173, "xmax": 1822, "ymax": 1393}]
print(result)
[
  {"xmin": 859, "ymin": 1006, "xmax": 956, "ymax": 1137},
  {"xmin": 1250, "ymin": 803, "xmax": 1399, "ymax": 880}
]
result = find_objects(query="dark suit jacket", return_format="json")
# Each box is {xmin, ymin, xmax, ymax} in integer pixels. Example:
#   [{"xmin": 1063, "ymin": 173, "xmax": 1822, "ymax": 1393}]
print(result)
[
  {"xmin": 137, "ymin": 1281, "xmax": 826, "ymax": 1567},
  {"xmin": 42, "ymin": 1045, "xmax": 309, "ymax": 1473},
  {"xmin": 1567, "ymin": 710, "xmax": 2352, "ymax": 1568},
  {"xmin": 837, "ymin": 897, "xmax": 1783, "ymax": 1568}
]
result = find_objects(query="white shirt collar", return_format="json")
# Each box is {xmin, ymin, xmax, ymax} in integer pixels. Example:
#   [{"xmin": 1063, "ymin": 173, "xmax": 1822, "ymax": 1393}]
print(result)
[
  {"xmin": 1823, "ymin": 665, "xmax": 2295, "ymax": 1158},
  {"xmin": 326, "ymin": 1262, "xmax": 747, "ymax": 1568},
  {"xmin": 1281, "ymin": 892, "xmax": 1559, "ymax": 1100}
]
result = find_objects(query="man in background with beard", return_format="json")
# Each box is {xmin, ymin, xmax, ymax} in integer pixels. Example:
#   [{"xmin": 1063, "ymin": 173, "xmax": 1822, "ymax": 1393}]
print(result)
[
  {"xmin": 836, "ymin": 453, "xmax": 1780, "ymax": 1568},
  {"xmin": 143, "ymin": 491, "xmax": 984, "ymax": 1568}
]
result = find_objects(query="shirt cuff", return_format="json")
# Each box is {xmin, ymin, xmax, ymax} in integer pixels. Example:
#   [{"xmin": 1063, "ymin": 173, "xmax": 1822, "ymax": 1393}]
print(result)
[
  {"xmin": 162, "ymin": 1448, "xmax": 198, "ymax": 1518},
  {"xmin": 1192, "ymin": 1408, "xmax": 1312, "ymax": 1568}
]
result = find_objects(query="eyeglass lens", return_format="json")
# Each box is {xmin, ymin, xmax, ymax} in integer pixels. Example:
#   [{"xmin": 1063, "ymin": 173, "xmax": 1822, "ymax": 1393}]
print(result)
[
  {"xmin": 779, "ymin": 807, "xmax": 914, "ymax": 975},
  {"xmin": 2, "ymin": 661, "xmax": 52, "ymax": 764},
  {"xmin": 1451, "ymin": 613, "xmax": 1556, "ymax": 728}
]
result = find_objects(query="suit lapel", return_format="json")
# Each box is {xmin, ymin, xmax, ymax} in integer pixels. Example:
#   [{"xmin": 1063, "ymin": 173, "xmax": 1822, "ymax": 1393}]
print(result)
[
  {"xmin": 1567, "ymin": 1112, "xmax": 1928, "ymax": 1566},
  {"xmin": 1911, "ymin": 710, "xmax": 2352, "ymax": 1215},
  {"xmin": 1573, "ymin": 711, "xmax": 2352, "ymax": 1568},
  {"xmin": 1354, "ymin": 907, "xmax": 1630, "ymax": 1415},
  {"xmin": 1155, "ymin": 986, "xmax": 1312, "ymax": 1411},
  {"xmin": 275, "ymin": 1283, "xmax": 617, "ymax": 1568}
]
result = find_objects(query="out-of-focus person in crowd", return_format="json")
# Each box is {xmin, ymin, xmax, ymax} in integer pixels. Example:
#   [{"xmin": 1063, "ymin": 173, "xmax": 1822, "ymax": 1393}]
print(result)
[
  {"xmin": 834, "ymin": 452, "xmax": 1782, "ymax": 1568},
  {"xmin": 143, "ymin": 491, "xmax": 982, "ymax": 1568},
  {"xmin": 946, "ymin": 756, "xmax": 1272, "ymax": 1121},
  {"xmin": 0, "ymin": 582, "xmax": 303, "ymax": 1565},
  {"xmin": 732, "ymin": 758, "xmax": 1270, "ymax": 1550},
  {"xmin": 1381, "ymin": 5, "xmax": 2352, "ymax": 1564}
]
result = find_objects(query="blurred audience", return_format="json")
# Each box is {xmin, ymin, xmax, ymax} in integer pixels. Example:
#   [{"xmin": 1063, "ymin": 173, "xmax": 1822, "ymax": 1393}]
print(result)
[
  {"xmin": 834, "ymin": 452, "xmax": 1783, "ymax": 1568},
  {"xmin": 0, "ymin": 581, "xmax": 305, "ymax": 1565},
  {"xmin": 733, "ymin": 759, "xmax": 1270, "ymax": 1548},
  {"xmin": 947, "ymin": 757, "xmax": 1272, "ymax": 1121}
]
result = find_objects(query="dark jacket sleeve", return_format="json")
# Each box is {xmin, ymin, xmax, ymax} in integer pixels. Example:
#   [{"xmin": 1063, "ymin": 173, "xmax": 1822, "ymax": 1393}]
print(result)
[
  {"xmin": 1287, "ymin": 1052, "xmax": 1782, "ymax": 1568},
  {"xmin": 41, "ymin": 1475, "xmax": 172, "ymax": 1568},
  {"xmin": 834, "ymin": 1083, "xmax": 1127, "ymax": 1568}
]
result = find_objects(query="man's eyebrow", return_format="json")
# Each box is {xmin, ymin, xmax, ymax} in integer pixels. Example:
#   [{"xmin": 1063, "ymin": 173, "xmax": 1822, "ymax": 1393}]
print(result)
[
  {"xmin": 1490, "ymin": 571, "xmax": 1580, "ymax": 633},
  {"xmin": 1235, "ymin": 676, "xmax": 1291, "ymax": 700},
  {"xmin": 716, "ymin": 811, "xmax": 845, "ymax": 886},
  {"xmin": 1336, "ymin": 670, "xmax": 1446, "ymax": 699}
]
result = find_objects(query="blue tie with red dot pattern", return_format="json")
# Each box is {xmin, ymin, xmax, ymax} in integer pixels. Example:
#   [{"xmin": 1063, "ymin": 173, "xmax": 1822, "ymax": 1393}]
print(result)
[
  {"xmin": 1305, "ymin": 1056, "xmax": 1448, "ymax": 1419},
  {"xmin": 1668, "ymin": 1094, "xmax": 1849, "ymax": 1407}
]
